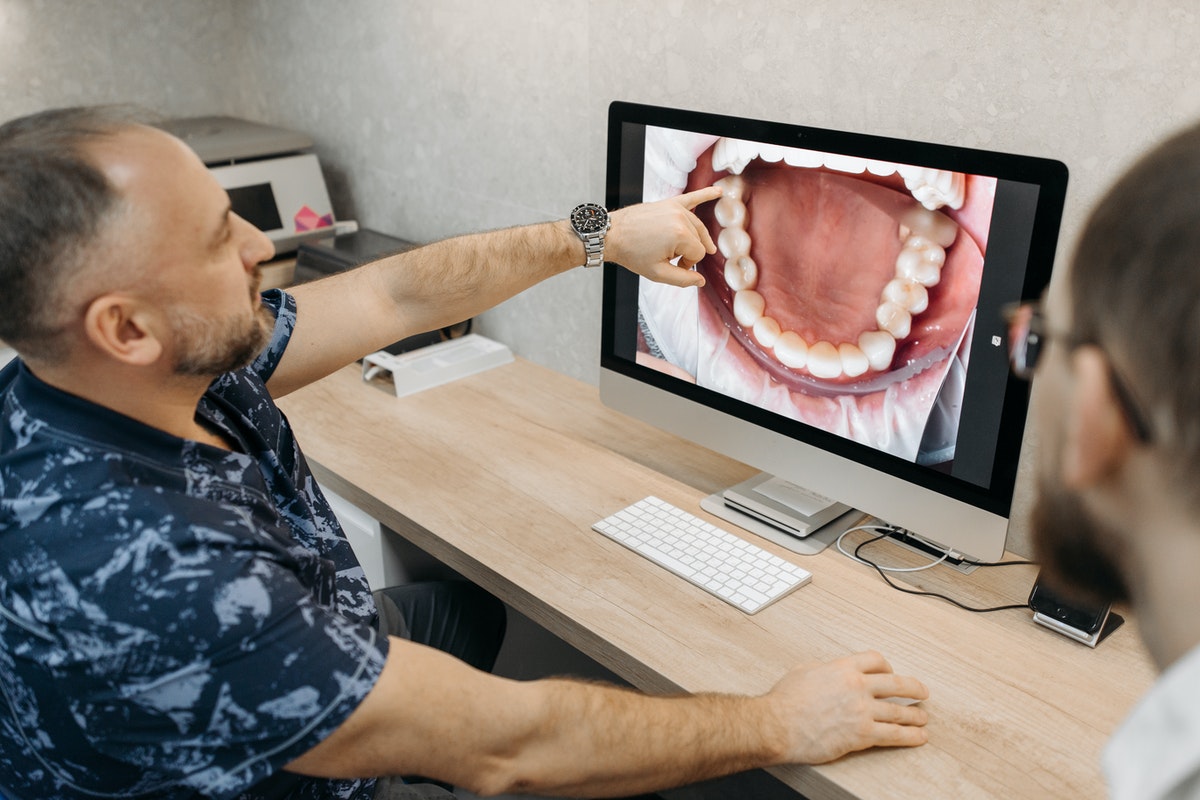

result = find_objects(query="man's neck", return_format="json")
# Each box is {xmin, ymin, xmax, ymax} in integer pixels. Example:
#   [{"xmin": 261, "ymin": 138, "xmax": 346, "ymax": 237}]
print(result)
[
  {"xmin": 1127, "ymin": 510, "xmax": 1200, "ymax": 672},
  {"xmin": 29, "ymin": 358, "xmax": 224, "ymax": 447}
]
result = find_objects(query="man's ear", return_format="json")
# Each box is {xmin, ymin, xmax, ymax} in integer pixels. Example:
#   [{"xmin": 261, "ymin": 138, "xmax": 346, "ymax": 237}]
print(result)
[
  {"xmin": 1061, "ymin": 345, "xmax": 1133, "ymax": 489},
  {"xmin": 82, "ymin": 293, "xmax": 164, "ymax": 367}
]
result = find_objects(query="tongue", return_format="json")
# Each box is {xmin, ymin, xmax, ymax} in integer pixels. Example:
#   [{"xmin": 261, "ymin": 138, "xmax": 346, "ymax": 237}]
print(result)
[
  {"xmin": 740, "ymin": 168, "xmax": 909, "ymax": 343},
  {"xmin": 689, "ymin": 153, "xmax": 984, "ymax": 386}
]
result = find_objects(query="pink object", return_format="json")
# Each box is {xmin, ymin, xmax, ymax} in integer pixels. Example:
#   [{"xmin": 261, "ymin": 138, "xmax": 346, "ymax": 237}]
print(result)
[{"xmin": 294, "ymin": 205, "xmax": 334, "ymax": 232}]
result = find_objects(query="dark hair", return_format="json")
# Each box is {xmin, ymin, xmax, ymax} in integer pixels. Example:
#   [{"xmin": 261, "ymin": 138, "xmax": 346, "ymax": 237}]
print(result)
[
  {"xmin": 0, "ymin": 106, "xmax": 149, "ymax": 361},
  {"xmin": 1070, "ymin": 120, "xmax": 1200, "ymax": 493}
]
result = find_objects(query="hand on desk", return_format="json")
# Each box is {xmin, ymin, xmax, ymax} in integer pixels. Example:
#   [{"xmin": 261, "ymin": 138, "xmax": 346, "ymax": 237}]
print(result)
[
  {"xmin": 285, "ymin": 637, "xmax": 929, "ymax": 797},
  {"xmin": 766, "ymin": 650, "xmax": 929, "ymax": 765}
]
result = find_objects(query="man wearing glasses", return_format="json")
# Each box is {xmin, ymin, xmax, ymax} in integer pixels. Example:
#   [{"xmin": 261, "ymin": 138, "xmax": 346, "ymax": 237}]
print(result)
[{"xmin": 1007, "ymin": 121, "xmax": 1200, "ymax": 800}]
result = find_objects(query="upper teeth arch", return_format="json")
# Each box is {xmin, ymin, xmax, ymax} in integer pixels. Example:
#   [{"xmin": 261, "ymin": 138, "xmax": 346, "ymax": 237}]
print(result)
[
  {"xmin": 712, "ymin": 163, "xmax": 960, "ymax": 382},
  {"xmin": 710, "ymin": 136, "xmax": 966, "ymax": 211}
]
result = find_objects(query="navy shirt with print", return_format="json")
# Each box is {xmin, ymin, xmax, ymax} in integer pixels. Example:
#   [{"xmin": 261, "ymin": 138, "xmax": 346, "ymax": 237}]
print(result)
[{"xmin": 0, "ymin": 291, "xmax": 387, "ymax": 799}]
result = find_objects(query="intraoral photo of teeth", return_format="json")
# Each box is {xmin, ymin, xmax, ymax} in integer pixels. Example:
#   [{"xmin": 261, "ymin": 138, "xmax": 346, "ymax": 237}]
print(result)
[{"xmin": 637, "ymin": 126, "xmax": 997, "ymax": 465}]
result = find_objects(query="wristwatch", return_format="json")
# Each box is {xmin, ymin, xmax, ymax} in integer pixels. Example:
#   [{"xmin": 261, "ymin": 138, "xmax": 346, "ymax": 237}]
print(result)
[{"xmin": 570, "ymin": 203, "xmax": 611, "ymax": 268}]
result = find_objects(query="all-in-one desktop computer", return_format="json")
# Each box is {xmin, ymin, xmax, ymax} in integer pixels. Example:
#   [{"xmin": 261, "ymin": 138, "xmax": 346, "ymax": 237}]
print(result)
[{"xmin": 598, "ymin": 101, "xmax": 1068, "ymax": 568}]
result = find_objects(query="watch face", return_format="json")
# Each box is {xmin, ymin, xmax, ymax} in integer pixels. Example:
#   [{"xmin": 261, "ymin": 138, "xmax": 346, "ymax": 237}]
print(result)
[{"xmin": 571, "ymin": 203, "xmax": 608, "ymax": 234}]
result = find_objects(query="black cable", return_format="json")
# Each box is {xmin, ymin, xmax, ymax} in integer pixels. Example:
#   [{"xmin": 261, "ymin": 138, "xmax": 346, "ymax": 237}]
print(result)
[
  {"xmin": 960, "ymin": 556, "xmax": 1036, "ymax": 568},
  {"xmin": 853, "ymin": 534, "xmax": 1033, "ymax": 614}
]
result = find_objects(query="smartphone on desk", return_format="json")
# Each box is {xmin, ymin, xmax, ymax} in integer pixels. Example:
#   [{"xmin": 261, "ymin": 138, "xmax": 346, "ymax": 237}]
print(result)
[{"xmin": 1028, "ymin": 571, "xmax": 1113, "ymax": 647}]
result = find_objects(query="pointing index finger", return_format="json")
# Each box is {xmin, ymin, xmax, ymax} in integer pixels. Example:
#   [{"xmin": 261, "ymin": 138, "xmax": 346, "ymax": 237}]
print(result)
[{"xmin": 675, "ymin": 185, "xmax": 723, "ymax": 210}]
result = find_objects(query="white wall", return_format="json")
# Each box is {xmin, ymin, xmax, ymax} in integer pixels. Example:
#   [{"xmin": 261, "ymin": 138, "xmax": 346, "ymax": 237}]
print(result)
[
  {"xmin": 0, "ymin": 0, "xmax": 248, "ymax": 120},
  {"xmin": 5, "ymin": 0, "xmax": 1199, "ymax": 556}
]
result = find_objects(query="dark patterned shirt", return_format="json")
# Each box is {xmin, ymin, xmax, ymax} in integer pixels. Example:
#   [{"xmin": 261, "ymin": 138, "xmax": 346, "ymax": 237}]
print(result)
[{"xmin": 0, "ymin": 290, "xmax": 387, "ymax": 799}]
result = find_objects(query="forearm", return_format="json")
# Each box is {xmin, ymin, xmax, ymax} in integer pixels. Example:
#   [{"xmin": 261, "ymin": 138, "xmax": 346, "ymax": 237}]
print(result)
[
  {"xmin": 490, "ymin": 649, "xmax": 931, "ymax": 797},
  {"xmin": 286, "ymin": 640, "xmax": 927, "ymax": 795},
  {"xmin": 284, "ymin": 638, "xmax": 781, "ymax": 796},
  {"xmin": 270, "ymin": 191, "xmax": 718, "ymax": 397},
  {"xmin": 361, "ymin": 220, "xmax": 582, "ymax": 341},
  {"xmin": 487, "ymin": 678, "xmax": 784, "ymax": 798},
  {"xmin": 272, "ymin": 220, "xmax": 581, "ymax": 397},
  {"xmin": 361, "ymin": 185, "xmax": 718, "ymax": 339}
]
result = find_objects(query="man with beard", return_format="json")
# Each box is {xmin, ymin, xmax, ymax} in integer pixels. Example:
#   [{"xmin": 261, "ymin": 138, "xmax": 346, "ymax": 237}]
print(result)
[
  {"xmin": 1013, "ymin": 120, "xmax": 1200, "ymax": 800},
  {"xmin": 0, "ymin": 106, "xmax": 929, "ymax": 800}
]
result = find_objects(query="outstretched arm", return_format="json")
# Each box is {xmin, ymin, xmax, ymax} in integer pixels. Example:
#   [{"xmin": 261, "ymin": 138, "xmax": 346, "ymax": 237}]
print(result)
[
  {"xmin": 284, "ymin": 639, "xmax": 929, "ymax": 797},
  {"xmin": 267, "ymin": 188, "xmax": 720, "ymax": 397}
]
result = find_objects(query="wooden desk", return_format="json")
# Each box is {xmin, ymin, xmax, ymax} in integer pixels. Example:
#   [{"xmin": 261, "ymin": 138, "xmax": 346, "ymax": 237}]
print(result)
[{"xmin": 277, "ymin": 358, "xmax": 1155, "ymax": 800}]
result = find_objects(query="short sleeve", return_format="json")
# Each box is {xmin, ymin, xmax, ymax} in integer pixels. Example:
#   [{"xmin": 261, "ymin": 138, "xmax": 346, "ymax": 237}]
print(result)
[{"xmin": 250, "ymin": 289, "xmax": 298, "ymax": 385}]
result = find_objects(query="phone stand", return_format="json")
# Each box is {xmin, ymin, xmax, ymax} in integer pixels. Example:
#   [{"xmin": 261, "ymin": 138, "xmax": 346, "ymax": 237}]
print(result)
[{"xmin": 1032, "ymin": 610, "xmax": 1124, "ymax": 648}]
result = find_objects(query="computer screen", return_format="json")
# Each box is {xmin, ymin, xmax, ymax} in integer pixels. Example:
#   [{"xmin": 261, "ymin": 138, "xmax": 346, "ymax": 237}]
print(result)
[{"xmin": 599, "ymin": 101, "xmax": 1067, "ymax": 562}]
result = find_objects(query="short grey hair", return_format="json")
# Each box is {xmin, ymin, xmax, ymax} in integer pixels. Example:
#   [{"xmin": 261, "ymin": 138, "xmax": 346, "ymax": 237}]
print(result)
[
  {"xmin": 1069, "ymin": 119, "xmax": 1200, "ymax": 505},
  {"xmin": 0, "ymin": 105, "xmax": 152, "ymax": 361}
]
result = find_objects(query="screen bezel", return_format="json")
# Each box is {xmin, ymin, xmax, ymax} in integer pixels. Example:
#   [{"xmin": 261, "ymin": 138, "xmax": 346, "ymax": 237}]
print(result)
[{"xmin": 600, "ymin": 101, "xmax": 1067, "ymax": 520}]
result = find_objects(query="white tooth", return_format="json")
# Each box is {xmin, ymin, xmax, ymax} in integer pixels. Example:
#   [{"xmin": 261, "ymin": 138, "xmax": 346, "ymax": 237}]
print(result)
[
  {"xmin": 935, "ymin": 169, "xmax": 954, "ymax": 195},
  {"xmin": 930, "ymin": 216, "xmax": 958, "ymax": 248},
  {"xmin": 737, "ymin": 138, "xmax": 760, "ymax": 167},
  {"xmin": 758, "ymin": 143, "xmax": 785, "ymax": 163},
  {"xmin": 774, "ymin": 331, "xmax": 808, "ymax": 369},
  {"xmin": 712, "ymin": 137, "xmax": 753, "ymax": 174},
  {"xmin": 898, "ymin": 165, "xmax": 932, "ymax": 192},
  {"xmin": 896, "ymin": 247, "xmax": 942, "ymax": 287},
  {"xmin": 903, "ymin": 233, "xmax": 947, "ymax": 267},
  {"xmin": 807, "ymin": 341, "xmax": 842, "ymax": 379},
  {"xmin": 882, "ymin": 278, "xmax": 929, "ymax": 314},
  {"xmin": 876, "ymin": 302, "xmax": 912, "ymax": 339},
  {"xmin": 718, "ymin": 226, "xmax": 751, "ymax": 259},
  {"xmin": 919, "ymin": 243, "xmax": 946, "ymax": 270},
  {"xmin": 714, "ymin": 174, "xmax": 746, "ymax": 201},
  {"xmin": 913, "ymin": 186, "xmax": 940, "ymax": 210},
  {"xmin": 867, "ymin": 159, "xmax": 899, "ymax": 176},
  {"xmin": 782, "ymin": 146, "xmax": 824, "ymax": 168},
  {"xmin": 897, "ymin": 166, "xmax": 966, "ymax": 211},
  {"xmin": 838, "ymin": 343, "xmax": 869, "ymax": 378},
  {"xmin": 823, "ymin": 153, "xmax": 868, "ymax": 174},
  {"xmin": 711, "ymin": 138, "xmax": 732, "ymax": 173},
  {"xmin": 947, "ymin": 172, "xmax": 965, "ymax": 209},
  {"xmin": 858, "ymin": 330, "xmax": 897, "ymax": 371},
  {"xmin": 712, "ymin": 137, "xmax": 734, "ymax": 172},
  {"xmin": 901, "ymin": 206, "xmax": 958, "ymax": 248},
  {"xmin": 753, "ymin": 315, "xmax": 781, "ymax": 348},
  {"xmin": 724, "ymin": 254, "xmax": 758, "ymax": 291},
  {"xmin": 733, "ymin": 290, "xmax": 766, "ymax": 328},
  {"xmin": 714, "ymin": 196, "xmax": 747, "ymax": 229},
  {"xmin": 934, "ymin": 170, "xmax": 965, "ymax": 210}
]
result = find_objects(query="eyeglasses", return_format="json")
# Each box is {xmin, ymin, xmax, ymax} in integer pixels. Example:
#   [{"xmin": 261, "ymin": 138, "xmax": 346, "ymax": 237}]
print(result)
[
  {"xmin": 1003, "ymin": 300, "xmax": 1153, "ymax": 443},
  {"xmin": 1003, "ymin": 301, "xmax": 1076, "ymax": 380}
]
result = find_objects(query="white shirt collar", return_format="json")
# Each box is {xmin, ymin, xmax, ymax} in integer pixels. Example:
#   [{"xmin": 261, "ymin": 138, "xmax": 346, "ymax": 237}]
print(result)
[{"xmin": 1105, "ymin": 641, "xmax": 1200, "ymax": 799}]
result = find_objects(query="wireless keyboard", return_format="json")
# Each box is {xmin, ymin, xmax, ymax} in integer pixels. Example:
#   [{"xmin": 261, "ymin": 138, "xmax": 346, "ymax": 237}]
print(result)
[{"xmin": 592, "ymin": 496, "xmax": 812, "ymax": 614}]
